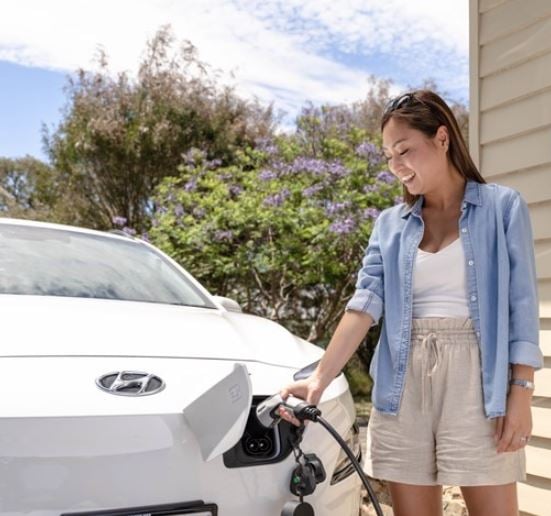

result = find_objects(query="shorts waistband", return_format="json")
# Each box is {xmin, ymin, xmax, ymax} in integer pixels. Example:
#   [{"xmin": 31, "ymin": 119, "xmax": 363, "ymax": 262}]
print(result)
[
  {"xmin": 411, "ymin": 317, "xmax": 474, "ymax": 334},
  {"xmin": 411, "ymin": 318, "xmax": 475, "ymax": 415}
]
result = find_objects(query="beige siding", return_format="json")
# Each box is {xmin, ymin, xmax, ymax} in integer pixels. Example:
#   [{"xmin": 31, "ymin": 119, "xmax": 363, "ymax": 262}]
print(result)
[
  {"xmin": 532, "ymin": 406, "xmax": 551, "ymax": 439},
  {"xmin": 471, "ymin": 1, "xmax": 551, "ymax": 513},
  {"xmin": 525, "ymin": 447, "xmax": 551, "ymax": 483},
  {"xmin": 479, "ymin": 0, "xmax": 551, "ymax": 44},
  {"xmin": 480, "ymin": 51, "xmax": 551, "ymax": 110},
  {"xmin": 480, "ymin": 91, "xmax": 551, "ymax": 145},
  {"xmin": 479, "ymin": 0, "xmax": 508, "ymax": 14},
  {"xmin": 534, "ymin": 368, "xmax": 551, "ymax": 397},
  {"xmin": 517, "ymin": 482, "xmax": 551, "ymax": 516},
  {"xmin": 530, "ymin": 202, "xmax": 551, "ymax": 241},
  {"xmin": 541, "ymin": 281, "xmax": 551, "ymax": 319},
  {"xmin": 496, "ymin": 167, "xmax": 551, "ymax": 205},
  {"xmin": 539, "ymin": 333, "xmax": 551, "ymax": 356},
  {"xmin": 535, "ymin": 240, "xmax": 551, "ymax": 278},
  {"xmin": 480, "ymin": 15, "xmax": 551, "ymax": 77},
  {"xmin": 481, "ymin": 129, "xmax": 551, "ymax": 177}
]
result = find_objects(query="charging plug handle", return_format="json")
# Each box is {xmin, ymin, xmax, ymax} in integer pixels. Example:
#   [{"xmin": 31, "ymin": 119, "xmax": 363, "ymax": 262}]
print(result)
[
  {"xmin": 256, "ymin": 394, "xmax": 321, "ymax": 428},
  {"xmin": 281, "ymin": 396, "xmax": 321, "ymax": 422}
]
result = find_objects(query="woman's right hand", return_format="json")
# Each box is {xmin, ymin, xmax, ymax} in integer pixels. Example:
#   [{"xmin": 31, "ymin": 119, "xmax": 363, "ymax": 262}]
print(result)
[
  {"xmin": 278, "ymin": 375, "xmax": 326, "ymax": 427},
  {"xmin": 276, "ymin": 311, "xmax": 372, "ymax": 427}
]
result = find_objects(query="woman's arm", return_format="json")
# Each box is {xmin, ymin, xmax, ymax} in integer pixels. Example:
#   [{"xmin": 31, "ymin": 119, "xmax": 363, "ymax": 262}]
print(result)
[
  {"xmin": 504, "ymin": 192, "xmax": 543, "ymax": 369},
  {"xmin": 510, "ymin": 364, "xmax": 535, "ymax": 383},
  {"xmin": 311, "ymin": 310, "xmax": 375, "ymax": 389},
  {"xmin": 279, "ymin": 215, "xmax": 385, "ymax": 426},
  {"xmin": 496, "ymin": 192, "xmax": 542, "ymax": 452},
  {"xmin": 496, "ymin": 368, "xmax": 534, "ymax": 453},
  {"xmin": 343, "ymin": 213, "xmax": 385, "ymax": 327},
  {"xmin": 279, "ymin": 310, "xmax": 374, "ymax": 426}
]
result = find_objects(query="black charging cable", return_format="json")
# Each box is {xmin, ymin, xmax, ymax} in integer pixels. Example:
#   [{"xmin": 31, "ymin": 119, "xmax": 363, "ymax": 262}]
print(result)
[
  {"xmin": 255, "ymin": 395, "xmax": 384, "ymax": 516},
  {"xmin": 288, "ymin": 403, "xmax": 384, "ymax": 516}
]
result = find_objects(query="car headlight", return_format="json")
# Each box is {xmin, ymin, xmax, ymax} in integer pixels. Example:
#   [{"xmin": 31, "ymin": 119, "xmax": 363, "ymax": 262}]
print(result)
[{"xmin": 330, "ymin": 421, "xmax": 362, "ymax": 484}]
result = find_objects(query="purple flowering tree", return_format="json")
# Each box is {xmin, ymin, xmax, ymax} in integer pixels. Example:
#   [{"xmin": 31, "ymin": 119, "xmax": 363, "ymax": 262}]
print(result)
[{"xmin": 150, "ymin": 125, "xmax": 401, "ymax": 349}]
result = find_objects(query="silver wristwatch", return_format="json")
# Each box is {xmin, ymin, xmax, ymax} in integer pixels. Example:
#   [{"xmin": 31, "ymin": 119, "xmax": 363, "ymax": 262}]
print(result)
[{"xmin": 509, "ymin": 378, "xmax": 535, "ymax": 390}]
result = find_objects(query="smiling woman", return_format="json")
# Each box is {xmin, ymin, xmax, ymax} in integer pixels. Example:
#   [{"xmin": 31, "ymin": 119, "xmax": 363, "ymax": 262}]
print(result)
[
  {"xmin": 278, "ymin": 89, "xmax": 543, "ymax": 516},
  {"xmin": 380, "ymin": 90, "xmax": 484, "ymax": 206}
]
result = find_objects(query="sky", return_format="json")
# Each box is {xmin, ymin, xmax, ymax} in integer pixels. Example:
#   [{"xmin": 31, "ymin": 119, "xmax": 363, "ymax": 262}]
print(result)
[{"xmin": 0, "ymin": 0, "xmax": 469, "ymax": 161}]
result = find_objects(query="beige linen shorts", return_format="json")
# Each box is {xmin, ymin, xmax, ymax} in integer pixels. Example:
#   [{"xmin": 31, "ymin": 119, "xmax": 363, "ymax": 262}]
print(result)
[{"xmin": 363, "ymin": 317, "xmax": 526, "ymax": 486}]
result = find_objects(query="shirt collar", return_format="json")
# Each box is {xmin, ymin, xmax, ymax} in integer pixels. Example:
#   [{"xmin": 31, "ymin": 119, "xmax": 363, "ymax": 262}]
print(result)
[{"xmin": 400, "ymin": 179, "xmax": 482, "ymax": 219}]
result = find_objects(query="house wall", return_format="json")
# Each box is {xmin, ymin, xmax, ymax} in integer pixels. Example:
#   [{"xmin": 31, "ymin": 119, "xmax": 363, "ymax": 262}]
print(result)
[{"xmin": 470, "ymin": 1, "xmax": 551, "ymax": 514}]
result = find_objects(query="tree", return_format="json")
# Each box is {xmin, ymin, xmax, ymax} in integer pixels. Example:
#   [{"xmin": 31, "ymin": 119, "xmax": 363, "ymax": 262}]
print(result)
[
  {"xmin": 0, "ymin": 156, "xmax": 61, "ymax": 220},
  {"xmin": 44, "ymin": 26, "xmax": 276, "ymax": 231},
  {"xmin": 149, "ymin": 132, "xmax": 401, "ymax": 345},
  {"xmin": 293, "ymin": 75, "xmax": 394, "ymax": 156},
  {"xmin": 294, "ymin": 76, "xmax": 470, "ymax": 150}
]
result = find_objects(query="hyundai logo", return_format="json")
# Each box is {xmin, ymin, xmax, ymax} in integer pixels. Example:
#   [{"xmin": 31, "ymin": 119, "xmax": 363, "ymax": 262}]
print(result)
[{"xmin": 96, "ymin": 371, "xmax": 165, "ymax": 396}]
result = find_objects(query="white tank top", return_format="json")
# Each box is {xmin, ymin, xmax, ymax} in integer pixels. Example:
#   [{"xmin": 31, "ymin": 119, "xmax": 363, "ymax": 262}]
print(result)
[{"xmin": 412, "ymin": 237, "xmax": 470, "ymax": 318}]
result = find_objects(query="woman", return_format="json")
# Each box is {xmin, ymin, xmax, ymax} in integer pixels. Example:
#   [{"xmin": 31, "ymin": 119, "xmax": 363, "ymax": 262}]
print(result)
[{"xmin": 278, "ymin": 90, "xmax": 544, "ymax": 516}]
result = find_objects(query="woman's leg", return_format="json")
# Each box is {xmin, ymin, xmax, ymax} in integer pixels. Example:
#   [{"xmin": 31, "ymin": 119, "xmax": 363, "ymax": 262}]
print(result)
[
  {"xmin": 387, "ymin": 481, "xmax": 443, "ymax": 516},
  {"xmin": 460, "ymin": 482, "xmax": 518, "ymax": 516}
]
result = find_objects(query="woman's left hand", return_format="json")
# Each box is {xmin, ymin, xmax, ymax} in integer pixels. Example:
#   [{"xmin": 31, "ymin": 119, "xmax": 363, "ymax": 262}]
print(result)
[{"xmin": 494, "ymin": 388, "xmax": 533, "ymax": 453}]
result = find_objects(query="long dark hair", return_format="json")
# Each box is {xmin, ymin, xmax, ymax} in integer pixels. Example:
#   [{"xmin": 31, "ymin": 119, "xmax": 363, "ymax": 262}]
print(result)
[{"xmin": 380, "ymin": 89, "xmax": 486, "ymax": 206}]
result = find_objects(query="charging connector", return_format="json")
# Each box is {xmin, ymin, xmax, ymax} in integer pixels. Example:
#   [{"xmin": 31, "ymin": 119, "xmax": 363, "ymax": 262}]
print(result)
[
  {"xmin": 256, "ymin": 394, "xmax": 384, "ymax": 516},
  {"xmin": 256, "ymin": 394, "xmax": 321, "ymax": 428}
]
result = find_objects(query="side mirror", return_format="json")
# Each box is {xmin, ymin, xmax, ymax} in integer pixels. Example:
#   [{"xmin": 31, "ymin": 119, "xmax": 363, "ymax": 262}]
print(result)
[
  {"xmin": 212, "ymin": 295, "xmax": 243, "ymax": 313},
  {"xmin": 293, "ymin": 360, "xmax": 321, "ymax": 381}
]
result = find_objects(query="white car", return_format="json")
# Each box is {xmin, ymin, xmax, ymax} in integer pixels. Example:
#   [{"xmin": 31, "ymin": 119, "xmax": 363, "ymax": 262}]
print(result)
[{"xmin": 0, "ymin": 218, "xmax": 362, "ymax": 516}]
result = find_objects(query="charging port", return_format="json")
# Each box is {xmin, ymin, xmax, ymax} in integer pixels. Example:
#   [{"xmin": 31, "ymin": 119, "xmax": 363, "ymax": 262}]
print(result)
[{"xmin": 223, "ymin": 395, "xmax": 300, "ymax": 468}]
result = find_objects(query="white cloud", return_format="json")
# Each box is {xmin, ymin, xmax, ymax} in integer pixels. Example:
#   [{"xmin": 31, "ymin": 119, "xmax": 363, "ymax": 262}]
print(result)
[{"xmin": 0, "ymin": 0, "xmax": 468, "ymax": 123}]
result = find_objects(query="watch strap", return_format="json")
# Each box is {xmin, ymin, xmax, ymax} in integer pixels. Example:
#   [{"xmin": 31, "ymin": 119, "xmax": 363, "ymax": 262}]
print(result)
[{"xmin": 509, "ymin": 378, "xmax": 535, "ymax": 390}]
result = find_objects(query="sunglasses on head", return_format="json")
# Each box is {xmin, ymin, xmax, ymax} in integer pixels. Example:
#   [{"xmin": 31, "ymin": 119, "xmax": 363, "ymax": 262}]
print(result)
[{"xmin": 383, "ymin": 92, "xmax": 420, "ymax": 116}]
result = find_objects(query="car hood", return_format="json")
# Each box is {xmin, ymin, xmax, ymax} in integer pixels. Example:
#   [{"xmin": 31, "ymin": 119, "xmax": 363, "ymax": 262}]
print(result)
[{"xmin": 0, "ymin": 294, "xmax": 322, "ymax": 368}]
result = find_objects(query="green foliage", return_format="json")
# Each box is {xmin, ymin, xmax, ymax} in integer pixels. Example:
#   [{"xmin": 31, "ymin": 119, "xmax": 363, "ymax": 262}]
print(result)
[
  {"xmin": 149, "ymin": 124, "xmax": 402, "ymax": 347},
  {"xmin": 0, "ymin": 157, "xmax": 61, "ymax": 220},
  {"xmin": 344, "ymin": 354, "xmax": 373, "ymax": 399}
]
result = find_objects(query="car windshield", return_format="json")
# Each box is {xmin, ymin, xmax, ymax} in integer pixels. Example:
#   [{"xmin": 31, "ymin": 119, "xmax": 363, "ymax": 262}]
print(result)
[{"xmin": 0, "ymin": 223, "xmax": 216, "ymax": 308}]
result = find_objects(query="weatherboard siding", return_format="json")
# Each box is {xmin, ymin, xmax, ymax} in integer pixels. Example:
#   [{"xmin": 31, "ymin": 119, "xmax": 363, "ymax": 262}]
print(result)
[{"xmin": 471, "ymin": 1, "xmax": 551, "ymax": 514}]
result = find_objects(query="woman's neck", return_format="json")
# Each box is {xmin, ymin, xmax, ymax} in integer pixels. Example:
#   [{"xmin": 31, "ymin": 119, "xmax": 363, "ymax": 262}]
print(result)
[{"xmin": 423, "ymin": 171, "xmax": 466, "ymax": 211}]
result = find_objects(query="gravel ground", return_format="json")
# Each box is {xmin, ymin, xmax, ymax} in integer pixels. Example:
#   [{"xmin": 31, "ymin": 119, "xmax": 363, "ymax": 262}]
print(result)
[{"xmin": 355, "ymin": 402, "xmax": 468, "ymax": 516}]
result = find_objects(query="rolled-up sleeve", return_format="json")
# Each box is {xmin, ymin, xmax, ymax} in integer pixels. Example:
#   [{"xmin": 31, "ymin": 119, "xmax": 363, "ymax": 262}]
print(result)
[
  {"xmin": 505, "ymin": 192, "xmax": 544, "ymax": 369},
  {"xmin": 345, "ymin": 215, "xmax": 384, "ymax": 327}
]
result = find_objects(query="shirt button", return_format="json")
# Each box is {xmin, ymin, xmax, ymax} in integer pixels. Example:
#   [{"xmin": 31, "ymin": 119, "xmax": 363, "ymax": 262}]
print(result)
[
  {"xmin": 468, "ymin": 260, "xmax": 474, "ymax": 266},
  {"xmin": 462, "ymin": 202, "xmax": 467, "ymax": 209},
  {"xmin": 471, "ymin": 295, "xmax": 477, "ymax": 301},
  {"xmin": 461, "ymin": 228, "xmax": 467, "ymax": 233}
]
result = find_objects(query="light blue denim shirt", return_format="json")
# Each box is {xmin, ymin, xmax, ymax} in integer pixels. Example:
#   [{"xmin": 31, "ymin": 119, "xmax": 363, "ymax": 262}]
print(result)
[{"xmin": 345, "ymin": 179, "xmax": 544, "ymax": 419}]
